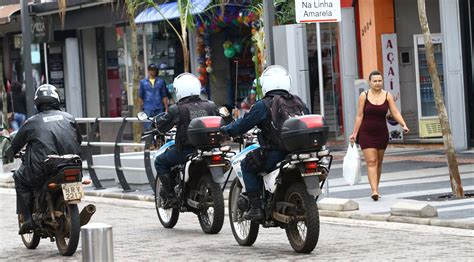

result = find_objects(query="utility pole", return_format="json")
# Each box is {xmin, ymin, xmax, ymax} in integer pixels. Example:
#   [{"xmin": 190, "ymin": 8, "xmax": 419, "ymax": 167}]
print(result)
[
  {"xmin": 21, "ymin": 0, "xmax": 35, "ymax": 117},
  {"xmin": 263, "ymin": 0, "xmax": 275, "ymax": 66}
]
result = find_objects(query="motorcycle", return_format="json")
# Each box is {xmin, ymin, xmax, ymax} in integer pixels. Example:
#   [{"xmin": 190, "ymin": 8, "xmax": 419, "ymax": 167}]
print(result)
[
  {"xmin": 1, "ymin": 134, "xmax": 95, "ymax": 256},
  {"xmin": 226, "ymin": 114, "xmax": 332, "ymax": 253},
  {"xmin": 138, "ymin": 112, "xmax": 232, "ymax": 234}
]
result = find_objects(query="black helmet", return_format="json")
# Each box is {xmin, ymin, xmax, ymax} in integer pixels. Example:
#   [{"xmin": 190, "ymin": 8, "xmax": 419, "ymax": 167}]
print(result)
[
  {"xmin": 34, "ymin": 84, "xmax": 60, "ymax": 108},
  {"xmin": 148, "ymin": 63, "xmax": 158, "ymax": 70}
]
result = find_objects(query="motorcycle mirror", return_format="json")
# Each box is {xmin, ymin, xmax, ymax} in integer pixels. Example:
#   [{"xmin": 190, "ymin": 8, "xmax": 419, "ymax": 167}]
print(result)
[
  {"xmin": 137, "ymin": 111, "xmax": 148, "ymax": 120},
  {"xmin": 218, "ymin": 107, "xmax": 230, "ymax": 118}
]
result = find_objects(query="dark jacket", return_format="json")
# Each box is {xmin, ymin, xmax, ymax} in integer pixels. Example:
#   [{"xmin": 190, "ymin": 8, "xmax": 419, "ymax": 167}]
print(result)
[
  {"xmin": 155, "ymin": 95, "xmax": 217, "ymax": 150},
  {"xmin": 7, "ymin": 91, "xmax": 27, "ymax": 114},
  {"xmin": 7, "ymin": 109, "xmax": 82, "ymax": 186},
  {"xmin": 223, "ymin": 90, "xmax": 309, "ymax": 150}
]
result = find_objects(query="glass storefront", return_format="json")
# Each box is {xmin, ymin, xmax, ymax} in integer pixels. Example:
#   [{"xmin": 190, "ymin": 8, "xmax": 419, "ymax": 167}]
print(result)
[
  {"xmin": 116, "ymin": 21, "xmax": 183, "ymax": 114},
  {"xmin": 306, "ymin": 23, "xmax": 343, "ymax": 139}
]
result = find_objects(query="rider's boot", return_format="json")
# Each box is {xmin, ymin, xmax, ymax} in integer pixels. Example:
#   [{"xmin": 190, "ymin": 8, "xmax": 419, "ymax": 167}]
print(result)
[
  {"xmin": 244, "ymin": 191, "xmax": 264, "ymax": 220},
  {"xmin": 159, "ymin": 174, "xmax": 178, "ymax": 209},
  {"xmin": 18, "ymin": 192, "xmax": 34, "ymax": 235}
]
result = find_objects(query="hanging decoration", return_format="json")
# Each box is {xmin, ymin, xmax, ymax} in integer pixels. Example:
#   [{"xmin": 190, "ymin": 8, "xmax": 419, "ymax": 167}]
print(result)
[{"xmin": 194, "ymin": 2, "xmax": 264, "ymax": 96}]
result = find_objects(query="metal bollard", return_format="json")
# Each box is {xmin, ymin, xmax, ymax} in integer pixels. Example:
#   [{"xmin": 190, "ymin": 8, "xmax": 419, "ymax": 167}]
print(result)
[{"xmin": 81, "ymin": 223, "xmax": 114, "ymax": 262}]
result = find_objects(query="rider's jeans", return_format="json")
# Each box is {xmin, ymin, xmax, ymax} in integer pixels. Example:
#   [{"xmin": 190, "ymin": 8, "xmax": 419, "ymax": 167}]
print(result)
[
  {"xmin": 241, "ymin": 150, "xmax": 287, "ymax": 193},
  {"xmin": 154, "ymin": 146, "xmax": 195, "ymax": 176}
]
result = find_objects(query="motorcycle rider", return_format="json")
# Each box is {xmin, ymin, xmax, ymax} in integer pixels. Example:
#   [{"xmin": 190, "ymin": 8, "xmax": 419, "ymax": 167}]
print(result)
[
  {"xmin": 153, "ymin": 73, "xmax": 218, "ymax": 208},
  {"xmin": 221, "ymin": 65, "xmax": 309, "ymax": 220},
  {"xmin": 5, "ymin": 84, "xmax": 82, "ymax": 234}
]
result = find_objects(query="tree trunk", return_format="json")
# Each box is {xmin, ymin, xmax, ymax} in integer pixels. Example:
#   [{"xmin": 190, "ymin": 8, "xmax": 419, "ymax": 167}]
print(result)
[
  {"xmin": 417, "ymin": 0, "xmax": 464, "ymax": 198},
  {"xmin": 127, "ymin": 10, "xmax": 142, "ymax": 144}
]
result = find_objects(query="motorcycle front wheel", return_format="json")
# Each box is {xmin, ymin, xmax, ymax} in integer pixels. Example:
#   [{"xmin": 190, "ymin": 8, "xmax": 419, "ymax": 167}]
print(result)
[
  {"xmin": 55, "ymin": 196, "xmax": 80, "ymax": 256},
  {"xmin": 18, "ymin": 214, "xmax": 40, "ymax": 249},
  {"xmin": 228, "ymin": 179, "xmax": 259, "ymax": 246},
  {"xmin": 284, "ymin": 182, "xmax": 320, "ymax": 253},
  {"xmin": 155, "ymin": 177, "xmax": 179, "ymax": 228},
  {"xmin": 196, "ymin": 175, "xmax": 224, "ymax": 234}
]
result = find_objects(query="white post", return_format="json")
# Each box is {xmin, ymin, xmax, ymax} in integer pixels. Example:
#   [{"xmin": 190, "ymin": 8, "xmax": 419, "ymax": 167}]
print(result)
[
  {"xmin": 81, "ymin": 223, "xmax": 114, "ymax": 262},
  {"xmin": 316, "ymin": 23, "xmax": 325, "ymax": 117}
]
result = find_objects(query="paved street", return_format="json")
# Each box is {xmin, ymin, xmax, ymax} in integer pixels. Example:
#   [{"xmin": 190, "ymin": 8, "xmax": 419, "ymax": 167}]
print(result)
[{"xmin": 0, "ymin": 188, "xmax": 472, "ymax": 261}]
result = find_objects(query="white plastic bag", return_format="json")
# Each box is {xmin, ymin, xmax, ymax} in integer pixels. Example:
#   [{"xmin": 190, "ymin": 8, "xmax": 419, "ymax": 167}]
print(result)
[{"xmin": 342, "ymin": 143, "xmax": 361, "ymax": 185}]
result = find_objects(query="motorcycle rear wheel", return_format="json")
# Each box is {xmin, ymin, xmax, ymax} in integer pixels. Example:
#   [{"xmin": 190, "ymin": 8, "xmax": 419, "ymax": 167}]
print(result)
[
  {"xmin": 197, "ymin": 175, "xmax": 224, "ymax": 234},
  {"xmin": 284, "ymin": 182, "xmax": 320, "ymax": 253},
  {"xmin": 155, "ymin": 177, "xmax": 179, "ymax": 228},
  {"xmin": 55, "ymin": 197, "xmax": 80, "ymax": 256},
  {"xmin": 228, "ymin": 179, "xmax": 259, "ymax": 246},
  {"xmin": 18, "ymin": 214, "xmax": 40, "ymax": 249}
]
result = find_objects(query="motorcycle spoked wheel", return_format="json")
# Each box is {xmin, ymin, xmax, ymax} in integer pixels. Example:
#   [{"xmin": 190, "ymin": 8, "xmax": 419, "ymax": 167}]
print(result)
[
  {"xmin": 154, "ymin": 177, "xmax": 179, "ymax": 228},
  {"xmin": 18, "ymin": 214, "xmax": 40, "ymax": 249},
  {"xmin": 228, "ymin": 179, "xmax": 259, "ymax": 246},
  {"xmin": 55, "ymin": 196, "xmax": 80, "ymax": 256},
  {"xmin": 284, "ymin": 182, "xmax": 320, "ymax": 253},
  {"xmin": 196, "ymin": 175, "xmax": 224, "ymax": 234}
]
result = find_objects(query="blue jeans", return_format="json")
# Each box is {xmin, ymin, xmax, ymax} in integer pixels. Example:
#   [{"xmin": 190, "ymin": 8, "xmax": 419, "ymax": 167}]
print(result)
[
  {"xmin": 154, "ymin": 146, "xmax": 195, "ymax": 176},
  {"xmin": 10, "ymin": 112, "xmax": 26, "ymax": 131},
  {"xmin": 241, "ymin": 150, "xmax": 288, "ymax": 193}
]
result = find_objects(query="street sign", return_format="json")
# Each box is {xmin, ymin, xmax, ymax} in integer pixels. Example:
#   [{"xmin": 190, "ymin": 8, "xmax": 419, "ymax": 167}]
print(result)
[{"xmin": 295, "ymin": 0, "xmax": 342, "ymax": 23}]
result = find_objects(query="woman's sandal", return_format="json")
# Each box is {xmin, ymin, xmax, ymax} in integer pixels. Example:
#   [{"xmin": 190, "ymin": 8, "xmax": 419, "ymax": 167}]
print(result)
[{"xmin": 371, "ymin": 193, "xmax": 380, "ymax": 201}]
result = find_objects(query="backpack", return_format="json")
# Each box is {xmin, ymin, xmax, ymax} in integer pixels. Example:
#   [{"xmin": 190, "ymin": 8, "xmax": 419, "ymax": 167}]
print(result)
[{"xmin": 262, "ymin": 93, "xmax": 306, "ymax": 149}]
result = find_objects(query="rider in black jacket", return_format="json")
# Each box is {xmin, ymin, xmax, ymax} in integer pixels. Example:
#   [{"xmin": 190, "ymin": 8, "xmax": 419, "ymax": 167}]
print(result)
[
  {"xmin": 5, "ymin": 84, "xmax": 82, "ymax": 234},
  {"xmin": 154, "ymin": 73, "xmax": 217, "ymax": 208}
]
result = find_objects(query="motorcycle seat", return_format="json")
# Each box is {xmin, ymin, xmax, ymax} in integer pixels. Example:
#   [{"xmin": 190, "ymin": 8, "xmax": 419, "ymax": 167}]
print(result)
[{"xmin": 44, "ymin": 154, "xmax": 82, "ymax": 175}]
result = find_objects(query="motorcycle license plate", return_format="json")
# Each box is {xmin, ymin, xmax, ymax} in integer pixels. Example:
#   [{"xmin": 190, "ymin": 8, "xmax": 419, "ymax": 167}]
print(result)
[{"xmin": 61, "ymin": 182, "xmax": 84, "ymax": 201}]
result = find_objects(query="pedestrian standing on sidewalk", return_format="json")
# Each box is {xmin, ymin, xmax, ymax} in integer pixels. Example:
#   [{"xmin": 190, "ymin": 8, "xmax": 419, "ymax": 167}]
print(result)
[
  {"xmin": 7, "ymin": 81, "xmax": 27, "ymax": 131},
  {"xmin": 139, "ymin": 63, "xmax": 169, "ymax": 129},
  {"xmin": 349, "ymin": 70, "xmax": 409, "ymax": 201}
]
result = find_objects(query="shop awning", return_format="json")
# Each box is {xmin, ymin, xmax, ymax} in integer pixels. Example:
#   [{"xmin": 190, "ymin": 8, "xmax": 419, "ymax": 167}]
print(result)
[
  {"xmin": 135, "ymin": 0, "xmax": 211, "ymax": 24},
  {"xmin": 0, "ymin": 4, "xmax": 21, "ymax": 25}
]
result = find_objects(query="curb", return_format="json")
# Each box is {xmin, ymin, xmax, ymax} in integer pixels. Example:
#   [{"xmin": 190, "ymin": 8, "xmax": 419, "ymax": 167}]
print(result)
[{"xmin": 1, "ymin": 182, "xmax": 473, "ymax": 230}]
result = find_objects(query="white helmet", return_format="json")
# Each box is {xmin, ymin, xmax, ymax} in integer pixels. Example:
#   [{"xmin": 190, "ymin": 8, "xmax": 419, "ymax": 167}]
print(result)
[
  {"xmin": 260, "ymin": 65, "xmax": 291, "ymax": 95},
  {"xmin": 173, "ymin": 73, "xmax": 201, "ymax": 101}
]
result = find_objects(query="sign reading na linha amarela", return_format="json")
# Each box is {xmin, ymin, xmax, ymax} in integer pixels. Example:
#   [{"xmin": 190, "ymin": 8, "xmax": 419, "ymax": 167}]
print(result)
[{"xmin": 295, "ymin": 0, "xmax": 341, "ymax": 23}]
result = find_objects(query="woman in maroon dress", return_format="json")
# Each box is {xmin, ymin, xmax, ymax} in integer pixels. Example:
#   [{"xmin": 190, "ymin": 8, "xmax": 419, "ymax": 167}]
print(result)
[{"xmin": 349, "ymin": 71, "xmax": 409, "ymax": 201}]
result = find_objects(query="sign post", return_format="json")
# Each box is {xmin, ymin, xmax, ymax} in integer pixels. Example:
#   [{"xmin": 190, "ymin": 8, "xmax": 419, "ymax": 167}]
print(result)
[{"xmin": 295, "ymin": 0, "xmax": 341, "ymax": 198}]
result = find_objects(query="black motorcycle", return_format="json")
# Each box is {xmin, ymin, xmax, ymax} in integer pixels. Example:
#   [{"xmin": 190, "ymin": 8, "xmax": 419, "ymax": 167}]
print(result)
[
  {"xmin": 19, "ymin": 154, "xmax": 95, "ymax": 256},
  {"xmin": 2, "ymin": 134, "xmax": 95, "ymax": 256}
]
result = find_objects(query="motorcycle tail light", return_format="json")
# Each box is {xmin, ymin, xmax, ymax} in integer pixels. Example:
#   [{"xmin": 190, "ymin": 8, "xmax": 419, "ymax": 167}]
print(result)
[
  {"xmin": 211, "ymin": 155, "xmax": 223, "ymax": 164},
  {"xmin": 304, "ymin": 162, "xmax": 318, "ymax": 173},
  {"xmin": 64, "ymin": 169, "xmax": 80, "ymax": 182}
]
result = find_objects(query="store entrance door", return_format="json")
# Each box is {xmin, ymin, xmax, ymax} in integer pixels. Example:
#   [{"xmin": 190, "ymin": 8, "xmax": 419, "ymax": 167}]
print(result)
[{"xmin": 307, "ymin": 23, "xmax": 343, "ymax": 139}]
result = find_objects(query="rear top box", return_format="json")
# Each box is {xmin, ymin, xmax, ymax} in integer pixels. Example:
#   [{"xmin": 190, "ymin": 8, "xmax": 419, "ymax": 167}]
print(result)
[
  {"xmin": 188, "ymin": 116, "xmax": 225, "ymax": 150},
  {"xmin": 281, "ymin": 115, "xmax": 329, "ymax": 152}
]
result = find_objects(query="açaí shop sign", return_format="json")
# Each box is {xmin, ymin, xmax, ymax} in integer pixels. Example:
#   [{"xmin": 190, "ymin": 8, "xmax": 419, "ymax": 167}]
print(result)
[{"xmin": 295, "ymin": 0, "xmax": 341, "ymax": 23}]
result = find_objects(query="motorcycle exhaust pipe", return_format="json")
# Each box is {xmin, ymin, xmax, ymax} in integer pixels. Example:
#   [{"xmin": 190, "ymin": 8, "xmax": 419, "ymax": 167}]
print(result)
[{"xmin": 80, "ymin": 204, "xmax": 96, "ymax": 227}]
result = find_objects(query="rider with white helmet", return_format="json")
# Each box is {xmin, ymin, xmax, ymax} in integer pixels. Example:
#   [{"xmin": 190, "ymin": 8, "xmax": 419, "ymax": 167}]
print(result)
[
  {"xmin": 221, "ymin": 65, "xmax": 308, "ymax": 220},
  {"xmin": 153, "ymin": 73, "xmax": 218, "ymax": 208}
]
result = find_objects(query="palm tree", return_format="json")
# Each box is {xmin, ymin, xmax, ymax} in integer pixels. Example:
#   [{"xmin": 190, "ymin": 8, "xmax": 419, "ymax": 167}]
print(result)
[{"xmin": 417, "ymin": 0, "xmax": 464, "ymax": 198}]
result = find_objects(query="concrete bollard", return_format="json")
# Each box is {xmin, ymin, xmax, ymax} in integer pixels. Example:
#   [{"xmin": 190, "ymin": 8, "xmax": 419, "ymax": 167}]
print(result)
[{"xmin": 81, "ymin": 223, "xmax": 114, "ymax": 262}]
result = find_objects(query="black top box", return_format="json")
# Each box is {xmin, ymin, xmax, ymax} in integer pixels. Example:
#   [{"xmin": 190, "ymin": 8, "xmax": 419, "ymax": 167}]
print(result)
[
  {"xmin": 281, "ymin": 115, "xmax": 329, "ymax": 152},
  {"xmin": 188, "ymin": 116, "xmax": 225, "ymax": 150}
]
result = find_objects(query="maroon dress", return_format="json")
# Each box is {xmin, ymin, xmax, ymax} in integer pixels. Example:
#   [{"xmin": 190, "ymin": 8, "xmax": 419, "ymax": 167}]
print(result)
[{"xmin": 358, "ymin": 91, "xmax": 389, "ymax": 150}]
